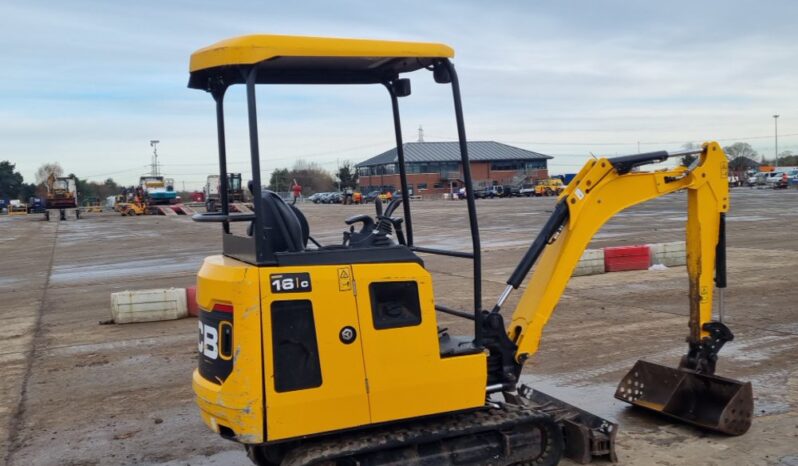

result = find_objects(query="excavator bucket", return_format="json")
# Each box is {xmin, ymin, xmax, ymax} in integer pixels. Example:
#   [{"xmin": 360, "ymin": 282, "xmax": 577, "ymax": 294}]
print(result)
[{"xmin": 615, "ymin": 360, "xmax": 753, "ymax": 435}]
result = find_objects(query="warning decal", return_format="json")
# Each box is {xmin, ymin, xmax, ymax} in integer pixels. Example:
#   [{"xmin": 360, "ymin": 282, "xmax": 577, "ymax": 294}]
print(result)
[{"xmin": 338, "ymin": 267, "xmax": 352, "ymax": 291}]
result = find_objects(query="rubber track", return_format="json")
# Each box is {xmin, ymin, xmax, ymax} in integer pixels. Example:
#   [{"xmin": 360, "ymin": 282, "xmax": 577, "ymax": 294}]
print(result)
[{"xmin": 281, "ymin": 404, "xmax": 562, "ymax": 466}]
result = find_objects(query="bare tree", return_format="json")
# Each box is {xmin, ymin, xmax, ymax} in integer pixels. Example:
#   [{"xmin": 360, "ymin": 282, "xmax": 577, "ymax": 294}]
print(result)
[
  {"xmin": 723, "ymin": 143, "xmax": 759, "ymax": 172},
  {"xmin": 723, "ymin": 142, "xmax": 758, "ymax": 160},
  {"xmin": 35, "ymin": 162, "xmax": 64, "ymax": 185}
]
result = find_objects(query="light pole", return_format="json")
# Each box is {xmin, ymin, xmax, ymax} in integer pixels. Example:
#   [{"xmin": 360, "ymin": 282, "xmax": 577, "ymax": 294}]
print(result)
[
  {"xmin": 150, "ymin": 139, "xmax": 160, "ymax": 176},
  {"xmin": 772, "ymin": 115, "xmax": 779, "ymax": 170}
]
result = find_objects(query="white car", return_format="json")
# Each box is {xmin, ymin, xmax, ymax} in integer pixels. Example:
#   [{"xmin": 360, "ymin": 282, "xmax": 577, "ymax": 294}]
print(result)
[{"xmin": 764, "ymin": 172, "xmax": 786, "ymax": 186}]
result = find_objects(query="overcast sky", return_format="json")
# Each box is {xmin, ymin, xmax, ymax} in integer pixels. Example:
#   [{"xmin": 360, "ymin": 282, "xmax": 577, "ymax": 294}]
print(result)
[{"xmin": 1, "ymin": 0, "xmax": 796, "ymax": 189}]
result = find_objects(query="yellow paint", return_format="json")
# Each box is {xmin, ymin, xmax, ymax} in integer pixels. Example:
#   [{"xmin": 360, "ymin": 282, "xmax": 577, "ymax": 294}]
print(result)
[
  {"xmin": 352, "ymin": 262, "xmax": 486, "ymax": 424},
  {"xmin": 192, "ymin": 255, "xmax": 264, "ymax": 443},
  {"xmin": 511, "ymin": 142, "xmax": 729, "ymax": 361},
  {"xmin": 190, "ymin": 34, "xmax": 454, "ymax": 73},
  {"xmin": 260, "ymin": 264, "xmax": 371, "ymax": 440},
  {"xmin": 194, "ymin": 258, "xmax": 486, "ymax": 443}
]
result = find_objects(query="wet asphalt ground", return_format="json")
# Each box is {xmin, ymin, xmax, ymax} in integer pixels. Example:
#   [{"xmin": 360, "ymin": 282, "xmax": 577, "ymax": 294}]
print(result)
[{"xmin": 1, "ymin": 187, "xmax": 797, "ymax": 465}]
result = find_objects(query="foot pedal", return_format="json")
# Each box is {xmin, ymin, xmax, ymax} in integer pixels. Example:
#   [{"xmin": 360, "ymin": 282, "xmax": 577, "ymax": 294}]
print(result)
[{"xmin": 514, "ymin": 385, "xmax": 618, "ymax": 463}]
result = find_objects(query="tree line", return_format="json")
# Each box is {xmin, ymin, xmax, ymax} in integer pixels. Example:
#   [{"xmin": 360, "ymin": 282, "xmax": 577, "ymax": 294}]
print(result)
[
  {"xmin": 678, "ymin": 142, "xmax": 794, "ymax": 172},
  {"xmin": 0, "ymin": 161, "xmax": 122, "ymax": 202},
  {"xmin": 267, "ymin": 160, "xmax": 358, "ymax": 194}
]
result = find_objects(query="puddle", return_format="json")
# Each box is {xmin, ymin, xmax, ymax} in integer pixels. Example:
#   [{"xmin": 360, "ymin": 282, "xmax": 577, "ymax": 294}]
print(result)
[
  {"xmin": 727, "ymin": 215, "xmax": 772, "ymax": 222},
  {"xmin": 0, "ymin": 276, "xmax": 22, "ymax": 287},
  {"xmin": 50, "ymin": 255, "xmax": 205, "ymax": 285},
  {"xmin": 722, "ymin": 334, "xmax": 798, "ymax": 362},
  {"xmin": 746, "ymin": 369, "xmax": 793, "ymax": 416}
]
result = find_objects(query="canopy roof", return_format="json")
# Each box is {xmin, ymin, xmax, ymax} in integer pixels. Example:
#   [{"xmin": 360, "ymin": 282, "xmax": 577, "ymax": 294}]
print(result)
[{"xmin": 188, "ymin": 34, "xmax": 454, "ymax": 89}]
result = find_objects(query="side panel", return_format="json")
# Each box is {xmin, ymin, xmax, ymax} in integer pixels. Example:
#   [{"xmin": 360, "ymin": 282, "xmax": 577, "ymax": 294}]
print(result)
[
  {"xmin": 193, "ymin": 255, "xmax": 264, "ymax": 443},
  {"xmin": 262, "ymin": 265, "xmax": 371, "ymax": 441},
  {"xmin": 352, "ymin": 262, "xmax": 487, "ymax": 424}
]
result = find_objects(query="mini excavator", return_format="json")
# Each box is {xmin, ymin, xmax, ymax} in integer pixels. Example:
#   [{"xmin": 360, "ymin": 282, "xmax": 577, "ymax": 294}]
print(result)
[{"xmin": 189, "ymin": 35, "xmax": 753, "ymax": 465}]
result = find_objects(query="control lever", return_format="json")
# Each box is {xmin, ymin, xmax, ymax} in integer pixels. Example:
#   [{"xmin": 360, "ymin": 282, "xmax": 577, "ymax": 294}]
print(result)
[
  {"xmin": 389, "ymin": 217, "xmax": 406, "ymax": 245},
  {"xmin": 345, "ymin": 214, "xmax": 375, "ymax": 228}
]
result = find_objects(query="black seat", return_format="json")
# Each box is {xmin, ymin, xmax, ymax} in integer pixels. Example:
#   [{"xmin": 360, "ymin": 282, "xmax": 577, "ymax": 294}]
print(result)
[{"xmin": 253, "ymin": 190, "xmax": 308, "ymax": 253}]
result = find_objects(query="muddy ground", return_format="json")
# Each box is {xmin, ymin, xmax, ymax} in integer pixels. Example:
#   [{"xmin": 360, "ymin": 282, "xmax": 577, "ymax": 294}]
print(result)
[{"xmin": 1, "ymin": 188, "xmax": 797, "ymax": 466}]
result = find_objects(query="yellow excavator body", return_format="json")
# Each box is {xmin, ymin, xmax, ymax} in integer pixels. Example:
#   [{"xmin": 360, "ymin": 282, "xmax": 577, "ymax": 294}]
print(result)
[{"xmin": 194, "ymin": 256, "xmax": 487, "ymax": 443}]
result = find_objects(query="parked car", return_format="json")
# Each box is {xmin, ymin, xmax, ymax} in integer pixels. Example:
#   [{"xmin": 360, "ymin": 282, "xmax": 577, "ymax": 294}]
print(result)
[
  {"xmin": 496, "ymin": 185, "xmax": 521, "ymax": 197},
  {"xmin": 308, "ymin": 192, "xmax": 324, "ymax": 203},
  {"xmin": 747, "ymin": 172, "xmax": 773, "ymax": 186},
  {"xmin": 771, "ymin": 170, "xmax": 797, "ymax": 189},
  {"xmin": 474, "ymin": 186, "xmax": 500, "ymax": 199},
  {"xmin": 764, "ymin": 172, "xmax": 786, "ymax": 187}
]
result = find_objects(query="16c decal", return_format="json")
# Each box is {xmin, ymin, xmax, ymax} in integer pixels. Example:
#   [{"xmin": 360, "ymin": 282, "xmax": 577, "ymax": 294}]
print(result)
[{"xmin": 270, "ymin": 273, "xmax": 312, "ymax": 293}]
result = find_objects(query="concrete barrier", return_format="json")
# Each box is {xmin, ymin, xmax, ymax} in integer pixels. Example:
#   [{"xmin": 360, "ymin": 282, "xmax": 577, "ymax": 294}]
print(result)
[
  {"xmin": 572, "ymin": 249, "xmax": 605, "ymax": 277},
  {"xmin": 604, "ymin": 245, "xmax": 651, "ymax": 272},
  {"xmin": 110, "ymin": 288, "xmax": 188, "ymax": 324},
  {"xmin": 649, "ymin": 241, "xmax": 686, "ymax": 267},
  {"xmin": 186, "ymin": 286, "xmax": 200, "ymax": 317}
]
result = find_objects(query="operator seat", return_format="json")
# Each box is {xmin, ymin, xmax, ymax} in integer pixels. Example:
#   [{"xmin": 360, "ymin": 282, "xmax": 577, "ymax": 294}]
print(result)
[{"xmin": 248, "ymin": 189, "xmax": 309, "ymax": 252}]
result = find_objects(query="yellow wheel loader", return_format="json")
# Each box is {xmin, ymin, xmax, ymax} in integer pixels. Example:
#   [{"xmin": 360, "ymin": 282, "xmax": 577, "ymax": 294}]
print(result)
[{"xmin": 188, "ymin": 34, "xmax": 752, "ymax": 465}]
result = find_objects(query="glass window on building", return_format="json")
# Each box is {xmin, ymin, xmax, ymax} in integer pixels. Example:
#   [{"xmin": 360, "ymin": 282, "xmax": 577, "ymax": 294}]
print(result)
[
  {"xmin": 417, "ymin": 183, "xmax": 428, "ymax": 190},
  {"xmin": 525, "ymin": 160, "xmax": 546, "ymax": 170},
  {"xmin": 490, "ymin": 160, "xmax": 522, "ymax": 171}
]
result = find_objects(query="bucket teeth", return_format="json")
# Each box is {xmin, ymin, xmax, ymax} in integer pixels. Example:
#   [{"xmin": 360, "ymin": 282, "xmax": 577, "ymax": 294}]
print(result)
[{"xmin": 615, "ymin": 360, "xmax": 753, "ymax": 436}]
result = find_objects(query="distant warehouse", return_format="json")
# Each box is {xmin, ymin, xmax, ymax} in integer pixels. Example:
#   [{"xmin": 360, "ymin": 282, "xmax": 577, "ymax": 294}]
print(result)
[{"xmin": 356, "ymin": 141, "xmax": 552, "ymax": 196}]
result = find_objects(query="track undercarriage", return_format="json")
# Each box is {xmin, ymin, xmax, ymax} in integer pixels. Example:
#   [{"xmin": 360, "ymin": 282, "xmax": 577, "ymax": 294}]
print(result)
[{"xmin": 245, "ymin": 386, "xmax": 619, "ymax": 466}]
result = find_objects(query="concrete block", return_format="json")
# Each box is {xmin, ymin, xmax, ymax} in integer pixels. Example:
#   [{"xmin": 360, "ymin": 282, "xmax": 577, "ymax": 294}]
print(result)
[
  {"xmin": 111, "ymin": 288, "xmax": 188, "ymax": 324},
  {"xmin": 650, "ymin": 241, "xmax": 686, "ymax": 267},
  {"xmin": 573, "ymin": 248, "xmax": 606, "ymax": 276},
  {"xmin": 604, "ymin": 245, "xmax": 650, "ymax": 272}
]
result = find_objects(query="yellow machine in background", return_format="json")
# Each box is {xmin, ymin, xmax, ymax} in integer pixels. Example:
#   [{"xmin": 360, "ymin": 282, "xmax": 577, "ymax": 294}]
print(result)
[
  {"xmin": 188, "ymin": 35, "xmax": 752, "ymax": 466},
  {"xmin": 43, "ymin": 173, "xmax": 80, "ymax": 220},
  {"xmin": 8, "ymin": 202, "xmax": 28, "ymax": 216},
  {"xmin": 534, "ymin": 178, "xmax": 565, "ymax": 196}
]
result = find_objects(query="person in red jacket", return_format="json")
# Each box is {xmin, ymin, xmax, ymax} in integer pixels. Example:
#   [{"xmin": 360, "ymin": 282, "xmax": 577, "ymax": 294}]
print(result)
[{"xmin": 291, "ymin": 179, "xmax": 302, "ymax": 204}]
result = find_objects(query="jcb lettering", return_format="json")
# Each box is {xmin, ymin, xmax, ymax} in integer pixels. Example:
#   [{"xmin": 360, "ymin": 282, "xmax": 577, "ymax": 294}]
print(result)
[{"xmin": 198, "ymin": 322, "xmax": 219, "ymax": 359}]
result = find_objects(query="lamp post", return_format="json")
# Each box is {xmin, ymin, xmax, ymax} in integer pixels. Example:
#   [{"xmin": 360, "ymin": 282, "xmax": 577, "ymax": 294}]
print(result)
[
  {"xmin": 773, "ymin": 115, "xmax": 779, "ymax": 170},
  {"xmin": 150, "ymin": 139, "xmax": 160, "ymax": 176}
]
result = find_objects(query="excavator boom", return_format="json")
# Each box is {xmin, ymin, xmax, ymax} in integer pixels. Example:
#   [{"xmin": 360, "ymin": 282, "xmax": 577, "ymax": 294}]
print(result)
[
  {"xmin": 495, "ymin": 142, "xmax": 752, "ymax": 435},
  {"xmin": 509, "ymin": 143, "xmax": 727, "ymax": 358}
]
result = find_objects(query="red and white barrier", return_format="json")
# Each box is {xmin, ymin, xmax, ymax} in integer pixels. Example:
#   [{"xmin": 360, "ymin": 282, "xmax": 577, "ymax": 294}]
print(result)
[
  {"xmin": 186, "ymin": 286, "xmax": 200, "ymax": 317},
  {"xmin": 604, "ymin": 245, "xmax": 651, "ymax": 272}
]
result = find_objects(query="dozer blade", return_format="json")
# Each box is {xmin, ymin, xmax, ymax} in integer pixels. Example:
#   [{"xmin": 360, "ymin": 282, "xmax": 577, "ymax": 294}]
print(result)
[
  {"xmin": 515, "ymin": 385, "xmax": 618, "ymax": 464},
  {"xmin": 615, "ymin": 360, "xmax": 753, "ymax": 435}
]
